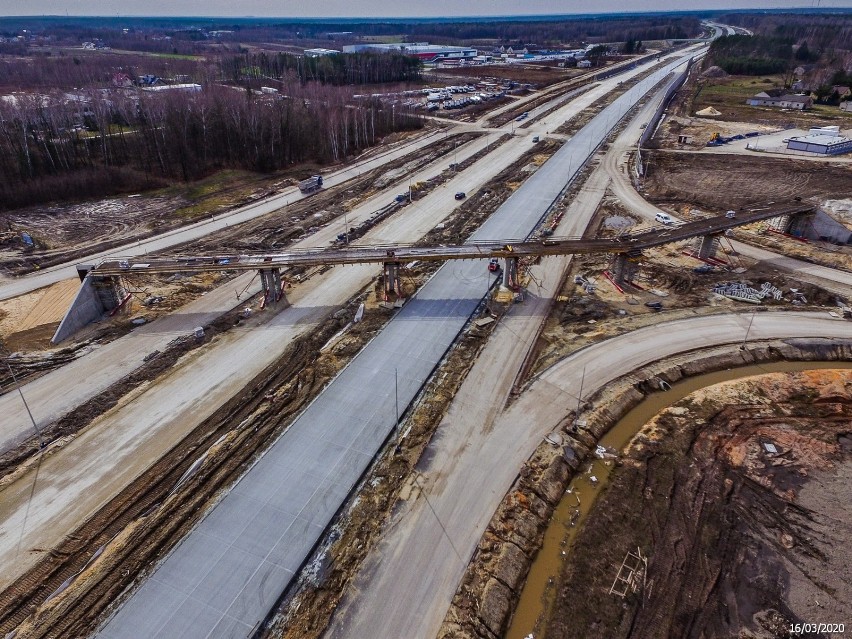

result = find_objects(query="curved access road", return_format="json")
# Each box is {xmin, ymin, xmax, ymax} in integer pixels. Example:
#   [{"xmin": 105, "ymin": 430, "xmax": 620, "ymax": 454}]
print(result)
[{"xmin": 326, "ymin": 312, "xmax": 852, "ymax": 639}]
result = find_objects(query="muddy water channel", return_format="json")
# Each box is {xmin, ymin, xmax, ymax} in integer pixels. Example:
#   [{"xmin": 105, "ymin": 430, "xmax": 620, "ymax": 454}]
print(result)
[{"xmin": 506, "ymin": 360, "xmax": 852, "ymax": 639}]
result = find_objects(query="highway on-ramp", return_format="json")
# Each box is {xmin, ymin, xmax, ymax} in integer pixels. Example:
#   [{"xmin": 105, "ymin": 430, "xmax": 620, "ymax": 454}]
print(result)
[{"xmin": 95, "ymin": 49, "xmax": 705, "ymax": 639}]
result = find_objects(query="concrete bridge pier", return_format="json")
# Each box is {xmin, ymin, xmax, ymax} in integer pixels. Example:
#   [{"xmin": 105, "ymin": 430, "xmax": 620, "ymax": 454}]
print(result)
[
  {"xmin": 697, "ymin": 234, "xmax": 720, "ymax": 260},
  {"xmin": 259, "ymin": 268, "xmax": 285, "ymax": 304},
  {"xmin": 502, "ymin": 257, "xmax": 519, "ymax": 290},
  {"xmin": 383, "ymin": 261, "xmax": 403, "ymax": 300},
  {"xmin": 611, "ymin": 252, "xmax": 639, "ymax": 285}
]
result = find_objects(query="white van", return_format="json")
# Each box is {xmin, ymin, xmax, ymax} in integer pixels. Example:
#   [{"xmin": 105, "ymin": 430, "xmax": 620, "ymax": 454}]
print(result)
[{"xmin": 655, "ymin": 212, "xmax": 674, "ymax": 225}]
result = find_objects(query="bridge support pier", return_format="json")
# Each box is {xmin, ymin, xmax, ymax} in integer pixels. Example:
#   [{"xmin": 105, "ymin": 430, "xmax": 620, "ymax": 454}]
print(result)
[
  {"xmin": 785, "ymin": 211, "xmax": 814, "ymax": 237},
  {"xmin": 697, "ymin": 234, "xmax": 719, "ymax": 260},
  {"xmin": 259, "ymin": 268, "xmax": 285, "ymax": 304},
  {"xmin": 383, "ymin": 261, "xmax": 403, "ymax": 300},
  {"xmin": 611, "ymin": 253, "xmax": 638, "ymax": 285},
  {"xmin": 502, "ymin": 257, "xmax": 519, "ymax": 290}
]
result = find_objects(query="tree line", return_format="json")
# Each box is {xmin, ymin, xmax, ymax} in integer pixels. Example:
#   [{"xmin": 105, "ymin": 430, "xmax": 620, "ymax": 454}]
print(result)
[
  {"xmin": 0, "ymin": 82, "xmax": 421, "ymax": 210},
  {"xmin": 707, "ymin": 34, "xmax": 797, "ymax": 76},
  {"xmin": 223, "ymin": 51, "xmax": 422, "ymax": 86}
]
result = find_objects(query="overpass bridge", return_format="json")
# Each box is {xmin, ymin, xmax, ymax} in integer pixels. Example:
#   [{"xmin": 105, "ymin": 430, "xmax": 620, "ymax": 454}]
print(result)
[{"xmin": 53, "ymin": 200, "xmax": 814, "ymax": 342}]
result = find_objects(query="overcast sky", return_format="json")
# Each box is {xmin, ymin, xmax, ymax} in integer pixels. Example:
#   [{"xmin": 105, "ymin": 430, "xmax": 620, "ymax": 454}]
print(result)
[{"xmin": 0, "ymin": 0, "xmax": 848, "ymax": 18}]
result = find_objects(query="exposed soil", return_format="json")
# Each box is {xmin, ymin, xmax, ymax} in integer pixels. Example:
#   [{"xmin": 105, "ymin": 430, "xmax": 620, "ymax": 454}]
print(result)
[
  {"xmin": 642, "ymin": 151, "xmax": 852, "ymax": 213},
  {"xmin": 165, "ymin": 131, "xmax": 483, "ymax": 255},
  {"xmin": 545, "ymin": 370, "xmax": 852, "ymax": 639}
]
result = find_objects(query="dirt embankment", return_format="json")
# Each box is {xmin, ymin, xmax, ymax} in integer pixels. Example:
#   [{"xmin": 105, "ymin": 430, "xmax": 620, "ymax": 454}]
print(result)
[
  {"xmin": 437, "ymin": 339, "xmax": 852, "ymax": 639},
  {"xmin": 546, "ymin": 368, "xmax": 852, "ymax": 639}
]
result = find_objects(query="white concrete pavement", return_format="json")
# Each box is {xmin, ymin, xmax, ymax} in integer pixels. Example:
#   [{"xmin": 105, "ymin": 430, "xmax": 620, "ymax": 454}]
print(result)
[
  {"xmin": 94, "ymin": 49, "xmax": 705, "ymax": 639},
  {"xmin": 322, "ymin": 72, "xmax": 672, "ymax": 639}
]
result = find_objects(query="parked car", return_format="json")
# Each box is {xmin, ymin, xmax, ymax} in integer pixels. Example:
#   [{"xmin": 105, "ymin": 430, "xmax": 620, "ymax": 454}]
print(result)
[
  {"xmin": 454, "ymin": 192, "xmax": 466, "ymax": 200},
  {"xmin": 645, "ymin": 301, "xmax": 663, "ymax": 310}
]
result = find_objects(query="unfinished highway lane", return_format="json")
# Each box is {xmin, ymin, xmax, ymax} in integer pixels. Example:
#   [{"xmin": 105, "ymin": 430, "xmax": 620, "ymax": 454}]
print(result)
[{"xmin": 96, "ymin": 49, "xmax": 704, "ymax": 639}]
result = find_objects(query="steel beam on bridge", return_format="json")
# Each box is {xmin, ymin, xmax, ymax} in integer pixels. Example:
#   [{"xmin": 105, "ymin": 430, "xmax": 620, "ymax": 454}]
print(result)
[{"xmin": 89, "ymin": 201, "xmax": 815, "ymax": 278}]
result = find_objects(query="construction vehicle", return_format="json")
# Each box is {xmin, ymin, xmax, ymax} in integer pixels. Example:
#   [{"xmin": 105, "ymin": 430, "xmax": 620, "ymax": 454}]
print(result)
[
  {"xmin": 298, "ymin": 175, "xmax": 323, "ymax": 194},
  {"xmin": 488, "ymin": 258, "xmax": 500, "ymax": 272}
]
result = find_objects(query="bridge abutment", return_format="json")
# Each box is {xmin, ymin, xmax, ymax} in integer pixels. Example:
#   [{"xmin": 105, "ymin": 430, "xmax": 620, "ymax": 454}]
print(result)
[{"xmin": 52, "ymin": 273, "xmax": 128, "ymax": 344}]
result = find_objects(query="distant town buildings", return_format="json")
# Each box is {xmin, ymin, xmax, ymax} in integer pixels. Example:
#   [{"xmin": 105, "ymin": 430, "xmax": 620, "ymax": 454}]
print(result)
[{"xmin": 141, "ymin": 83, "xmax": 202, "ymax": 93}]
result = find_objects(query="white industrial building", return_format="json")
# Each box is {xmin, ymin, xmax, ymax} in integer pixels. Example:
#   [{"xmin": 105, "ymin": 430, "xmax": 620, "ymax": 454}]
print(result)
[
  {"xmin": 786, "ymin": 126, "xmax": 852, "ymax": 155},
  {"xmin": 342, "ymin": 42, "xmax": 476, "ymax": 63},
  {"xmin": 304, "ymin": 48, "xmax": 340, "ymax": 57}
]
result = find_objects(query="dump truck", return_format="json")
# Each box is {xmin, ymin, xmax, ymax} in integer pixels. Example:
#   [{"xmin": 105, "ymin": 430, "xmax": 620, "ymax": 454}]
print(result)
[{"xmin": 298, "ymin": 175, "xmax": 323, "ymax": 194}]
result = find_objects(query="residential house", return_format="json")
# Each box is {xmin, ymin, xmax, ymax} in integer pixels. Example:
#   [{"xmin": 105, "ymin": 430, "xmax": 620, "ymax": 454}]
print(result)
[{"xmin": 746, "ymin": 90, "xmax": 812, "ymax": 110}]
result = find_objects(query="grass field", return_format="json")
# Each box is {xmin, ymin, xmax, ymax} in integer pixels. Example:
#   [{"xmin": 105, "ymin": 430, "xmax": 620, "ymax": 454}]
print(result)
[{"xmin": 693, "ymin": 74, "xmax": 852, "ymax": 128}]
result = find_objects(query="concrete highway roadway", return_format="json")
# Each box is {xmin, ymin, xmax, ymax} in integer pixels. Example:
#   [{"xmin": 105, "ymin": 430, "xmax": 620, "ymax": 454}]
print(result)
[
  {"xmin": 330, "ymin": 312, "xmax": 852, "ymax": 639},
  {"xmin": 95, "ymin": 49, "xmax": 704, "ymax": 638},
  {"xmin": 323, "ymin": 69, "xmax": 686, "ymax": 639},
  {"xmin": 325, "ymin": 69, "xmax": 852, "ymax": 639},
  {"xmin": 0, "ymin": 51, "xmax": 680, "ymax": 590}
]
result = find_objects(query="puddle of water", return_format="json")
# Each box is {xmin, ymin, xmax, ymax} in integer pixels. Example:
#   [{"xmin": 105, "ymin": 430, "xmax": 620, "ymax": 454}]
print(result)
[
  {"xmin": 602, "ymin": 215, "xmax": 634, "ymax": 230},
  {"xmin": 505, "ymin": 360, "xmax": 852, "ymax": 639}
]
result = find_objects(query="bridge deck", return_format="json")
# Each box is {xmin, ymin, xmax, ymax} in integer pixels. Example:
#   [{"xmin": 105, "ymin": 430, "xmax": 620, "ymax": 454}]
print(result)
[{"xmin": 92, "ymin": 201, "xmax": 812, "ymax": 276}]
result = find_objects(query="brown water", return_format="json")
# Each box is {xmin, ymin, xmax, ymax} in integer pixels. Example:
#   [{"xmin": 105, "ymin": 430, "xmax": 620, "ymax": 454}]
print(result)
[{"xmin": 505, "ymin": 360, "xmax": 852, "ymax": 639}]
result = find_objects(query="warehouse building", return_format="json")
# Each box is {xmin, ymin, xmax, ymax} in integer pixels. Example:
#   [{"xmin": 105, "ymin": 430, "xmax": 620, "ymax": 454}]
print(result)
[
  {"xmin": 786, "ymin": 126, "xmax": 852, "ymax": 155},
  {"xmin": 342, "ymin": 42, "xmax": 476, "ymax": 62}
]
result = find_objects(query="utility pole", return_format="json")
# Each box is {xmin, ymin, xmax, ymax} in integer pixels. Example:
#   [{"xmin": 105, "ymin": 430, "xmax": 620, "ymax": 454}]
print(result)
[
  {"xmin": 740, "ymin": 310, "xmax": 757, "ymax": 350},
  {"xmin": 395, "ymin": 367, "xmax": 400, "ymax": 432},
  {"xmin": 4, "ymin": 358, "xmax": 44, "ymax": 449}
]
